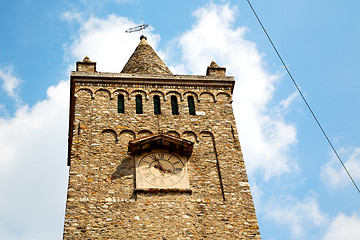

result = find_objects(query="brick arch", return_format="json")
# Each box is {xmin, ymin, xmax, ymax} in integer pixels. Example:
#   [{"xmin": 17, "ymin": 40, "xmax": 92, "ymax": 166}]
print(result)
[
  {"xmin": 182, "ymin": 131, "xmax": 198, "ymax": 143},
  {"xmin": 119, "ymin": 130, "xmax": 136, "ymax": 151},
  {"xmin": 166, "ymin": 130, "xmax": 180, "ymax": 138},
  {"xmin": 101, "ymin": 129, "xmax": 118, "ymax": 142},
  {"xmin": 216, "ymin": 92, "xmax": 232, "ymax": 102},
  {"xmin": 199, "ymin": 92, "xmax": 216, "ymax": 102},
  {"xmin": 199, "ymin": 131, "xmax": 215, "ymax": 141},
  {"xmin": 165, "ymin": 91, "xmax": 182, "ymax": 101},
  {"xmin": 130, "ymin": 90, "xmax": 148, "ymax": 100},
  {"xmin": 94, "ymin": 88, "xmax": 111, "ymax": 100},
  {"xmin": 75, "ymin": 88, "xmax": 93, "ymax": 98},
  {"xmin": 113, "ymin": 89, "xmax": 130, "ymax": 100},
  {"xmin": 138, "ymin": 130, "xmax": 153, "ymax": 138},
  {"xmin": 149, "ymin": 90, "xmax": 165, "ymax": 101},
  {"xmin": 119, "ymin": 129, "xmax": 136, "ymax": 139},
  {"xmin": 183, "ymin": 91, "xmax": 199, "ymax": 102}
]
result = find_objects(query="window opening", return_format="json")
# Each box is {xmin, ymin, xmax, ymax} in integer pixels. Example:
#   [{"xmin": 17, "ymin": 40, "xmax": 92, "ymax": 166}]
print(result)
[
  {"xmin": 136, "ymin": 94, "xmax": 143, "ymax": 114},
  {"xmin": 118, "ymin": 94, "xmax": 125, "ymax": 113},
  {"xmin": 154, "ymin": 95, "xmax": 161, "ymax": 115},
  {"xmin": 171, "ymin": 96, "xmax": 179, "ymax": 115},
  {"xmin": 188, "ymin": 96, "xmax": 196, "ymax": 115}
]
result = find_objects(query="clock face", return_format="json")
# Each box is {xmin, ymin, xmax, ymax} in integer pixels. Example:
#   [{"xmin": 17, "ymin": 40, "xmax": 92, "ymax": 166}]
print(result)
[{"xmin": 137, "ymin": 151, "xmax": 187, "ymax": 188}]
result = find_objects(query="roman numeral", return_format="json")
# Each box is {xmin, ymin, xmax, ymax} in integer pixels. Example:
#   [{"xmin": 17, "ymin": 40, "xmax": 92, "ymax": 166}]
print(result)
[
  {"xmin": 175, "ymin": 168, "xmax": 182, "ymax": 173},
  {"xmin": 173, "ymin": 161, "xmax": 180, "ymax": 165},
  {"xmin": 158, "ymin": 153, "xmax": 164, "ymax": 159},
  {"xmin": 150, "ymin": 177, "xmax": 156, "ymax": 184},
  {"xmin": 149, "ymin": 154, "xmax": 157, "ymax": 161},
  {"xmin": 160, "ymin": 179, "xmax": 165, "ymax": 186}
]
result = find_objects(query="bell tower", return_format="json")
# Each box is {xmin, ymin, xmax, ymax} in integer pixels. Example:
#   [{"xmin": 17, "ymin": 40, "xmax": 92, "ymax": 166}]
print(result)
[{"xmin": 63, "ymin": 36, "xmax": 261, "ymax": 239}]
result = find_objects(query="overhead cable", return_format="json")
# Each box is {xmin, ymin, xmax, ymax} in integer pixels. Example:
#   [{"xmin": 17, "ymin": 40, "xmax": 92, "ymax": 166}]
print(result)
[{"xmin": 245, "ymin": 0, "xmax": 360, "ymax": 194}]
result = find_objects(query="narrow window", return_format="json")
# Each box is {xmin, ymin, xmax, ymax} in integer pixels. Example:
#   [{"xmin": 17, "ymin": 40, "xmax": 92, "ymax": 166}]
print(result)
[
  {"xmin": 188, "ymin": 96, "xmax": 195, "ymax": 115},
  {"xmin": 118, "ymin": 94, "xmax": 124, "ymax": 113},
  {"xmin": 136, "ymin": 94, "xmax": 143, "ymax": 114},
  {"xmin": 154, "ymin": 95, "xmax": 161, "ymax": 115},
  {"xmin": 171, "ymin": 96, "xmax": 179, "ymax": 115}
]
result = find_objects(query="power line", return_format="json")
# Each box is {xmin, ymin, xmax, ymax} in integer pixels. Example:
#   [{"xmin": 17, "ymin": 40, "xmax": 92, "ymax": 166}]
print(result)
[{"xmin": 245, "ymin": 0, "xmax": 360, "ymax": 194}]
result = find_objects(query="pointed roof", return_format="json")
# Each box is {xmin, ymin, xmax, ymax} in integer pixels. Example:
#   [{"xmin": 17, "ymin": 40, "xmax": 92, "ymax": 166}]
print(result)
[
  {"xmin": 206, "ymin": 60, "xmax": 226, "ymax": 76},
  {"xmin": 121, "ymin": 36, "xmax": 172, "ymax": 75},
  {"xmin": 209, "ymin": 60, "xmax": 219, "ymax": 68}
]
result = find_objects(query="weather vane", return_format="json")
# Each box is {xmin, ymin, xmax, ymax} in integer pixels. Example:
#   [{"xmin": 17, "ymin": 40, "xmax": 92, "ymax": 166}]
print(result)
[{"xmin": 125, "ymin": 18, "xmax": 149, "ymax": 38}]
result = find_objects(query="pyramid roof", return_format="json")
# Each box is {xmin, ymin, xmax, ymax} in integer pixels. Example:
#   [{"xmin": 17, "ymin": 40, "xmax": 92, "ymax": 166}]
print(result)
[{"xmin": 121, "ymin": 36, "xmax": 172, "ymax": 75}]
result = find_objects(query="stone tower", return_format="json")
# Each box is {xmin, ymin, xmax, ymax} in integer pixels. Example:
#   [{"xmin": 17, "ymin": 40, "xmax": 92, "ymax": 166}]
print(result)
[{"xmin": 63, "ymin": 36, "xmax": 261, "ymax": 239}]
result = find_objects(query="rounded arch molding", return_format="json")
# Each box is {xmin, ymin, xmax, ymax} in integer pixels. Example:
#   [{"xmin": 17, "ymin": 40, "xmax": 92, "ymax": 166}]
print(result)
[
  {"xmin": 167, "ymin": 130, "xmax": 180, "ymax": 138},
  {"xmin": 199, "ymin": 92, "xmax": 216, "ymax": 103},
  {"xmin": 94, "ymin": 88, "xmax": 111, "ymax": 99},
  {"xmin": 216, "ymin": 92, "xmax": 232, "ymax": 103},
  {"xmin": 101, "ymin": 129, "xmax": 118, "ymax": 142},
  {"xmin": 138, "ymin": 130, "xmax": 153, "ymax": 138},
  {"xmin": 119, "ymin": 129, "xmax": 136, "ymax": 139},
  {"xmin": 131, "ymin": 90, "xmax": 148, "ymax": 100},
  {"xmin": 183, "ymin": 91, "xmax": 199, "ymax": 102},
  {"xmin": 199, "ymin": 130, "xmax": 215, "ymax": 141},
  {"xmin": 182, "ymin": 131, "xmax": 198, "ymax": 143},
  {"xmin": 149, "ymin": 90, "xmax": 165, "ymax": 101},
  {"xmin": 113, "ymin": 89, "xmax": 130, "ymax": 100},
  {"xmin": 99, "ymin": 129, "xmax": 217, "ymax": 146},
  {"xmin": 75, "ymin": 88, "xmax": 94, "ymax": 98},
  {"xmin": 165, "ymin": 91, "xmax": 182, "ymax": 101}
]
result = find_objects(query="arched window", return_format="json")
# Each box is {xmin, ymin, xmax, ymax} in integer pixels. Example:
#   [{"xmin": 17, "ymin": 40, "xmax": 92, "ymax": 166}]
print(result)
[
  {"xmin": 118, "ymin": 94, "xmax": 124, "ymax": 113},
  {"xmin": 135, "ymin": 94, "xmax": 143, "ymax": 114},
  {"xmin": 171, "ymin": 95, "xmax": 179, "ymax": 115},
  {"xmin": 154, "ymin": 95, "xmax": 161, "ymax": 115},
  {"xmin": 188, "ymin": 96, "xmax": 196, "ymax": 115}
]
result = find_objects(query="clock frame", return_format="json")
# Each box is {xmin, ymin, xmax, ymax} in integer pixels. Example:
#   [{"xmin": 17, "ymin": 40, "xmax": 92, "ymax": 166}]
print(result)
[
  {"xmin": 135, "ymin": 150, "xmax": 190, "ymax": 190},
  {"xmin": 128, "ymin": 133, "xmax": 194, "ymax": 192}
]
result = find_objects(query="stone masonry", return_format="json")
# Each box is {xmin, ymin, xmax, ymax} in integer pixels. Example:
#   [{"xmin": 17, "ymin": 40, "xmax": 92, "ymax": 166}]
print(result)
[{"xmin": 63, "ymin": 37, "xmax": 261, "ymax": 239}]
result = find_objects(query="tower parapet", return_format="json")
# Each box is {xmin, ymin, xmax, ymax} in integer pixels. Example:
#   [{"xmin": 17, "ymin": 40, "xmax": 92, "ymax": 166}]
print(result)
[{"xmin": 76, "ymin": 56, "xmax": 96, "ymax": 72}]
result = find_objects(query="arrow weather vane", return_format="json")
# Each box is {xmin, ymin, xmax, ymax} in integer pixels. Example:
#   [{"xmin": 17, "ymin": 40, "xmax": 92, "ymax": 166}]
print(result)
[{"xmin": 125, "ymin": 18, "xmax": 149, "ymax": 35}]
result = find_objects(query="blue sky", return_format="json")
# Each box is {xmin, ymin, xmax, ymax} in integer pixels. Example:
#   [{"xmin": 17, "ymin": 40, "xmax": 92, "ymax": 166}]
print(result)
[{"xmin": 0, "ymin": 0, "xmax": 359, "ymax": 239}]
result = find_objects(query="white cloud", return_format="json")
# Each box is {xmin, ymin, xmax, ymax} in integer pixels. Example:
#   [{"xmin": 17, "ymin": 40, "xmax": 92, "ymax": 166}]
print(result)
[
  {"xmin": 265, "ymin": 195, "xmax": 327, "ymax": 239},
  {"xmin": 65, "ymin": 14, "xmax": 162, "ymax": 73},
  {"xmin": 322, "ymin": 212, "xmax": 360, "ymax": 240},
  {"xmin": 0, "ymin": 65, "xmax": 22, "ymax": 102},
  {"xmin": 0, "ymin": 80, "xmax": 69, "ymax": 239},
  {"xmin": 277, "ymin": 90, "xmax": 299, "ymax": 114},
  {"xmin": 321, "ymin": 147, "xmax": 360, "ymax": 188},
  {"xmin": 61, "ymin": 10, "xmax": 83, "ymax": 23},
  {"xmin": 175, "ymin": 3, "xmax": 298, "ymax": 178}
]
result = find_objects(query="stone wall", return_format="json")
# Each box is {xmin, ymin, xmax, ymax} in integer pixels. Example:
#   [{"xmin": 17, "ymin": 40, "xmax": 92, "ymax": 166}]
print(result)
[{"xmin": 63, "ymin": 76, "xmax": 261, "ymax": 239}]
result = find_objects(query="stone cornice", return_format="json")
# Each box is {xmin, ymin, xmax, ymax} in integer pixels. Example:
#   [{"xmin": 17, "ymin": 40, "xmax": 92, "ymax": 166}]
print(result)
[{"xmin": 70, "ymin": 71, "xmax": 235, "ymax": 92}]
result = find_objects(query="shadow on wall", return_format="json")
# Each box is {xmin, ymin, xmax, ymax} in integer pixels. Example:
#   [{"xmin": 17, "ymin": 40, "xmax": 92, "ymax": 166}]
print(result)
[{"xmin": 111, "ymin": 156, "xmax": 134, "ymax": 180}]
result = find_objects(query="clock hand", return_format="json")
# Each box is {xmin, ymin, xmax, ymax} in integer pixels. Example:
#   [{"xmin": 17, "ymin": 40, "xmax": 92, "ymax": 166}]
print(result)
[{"xmin": 153, "ymin": 157, "xmax": 166, "ymax": 175}]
